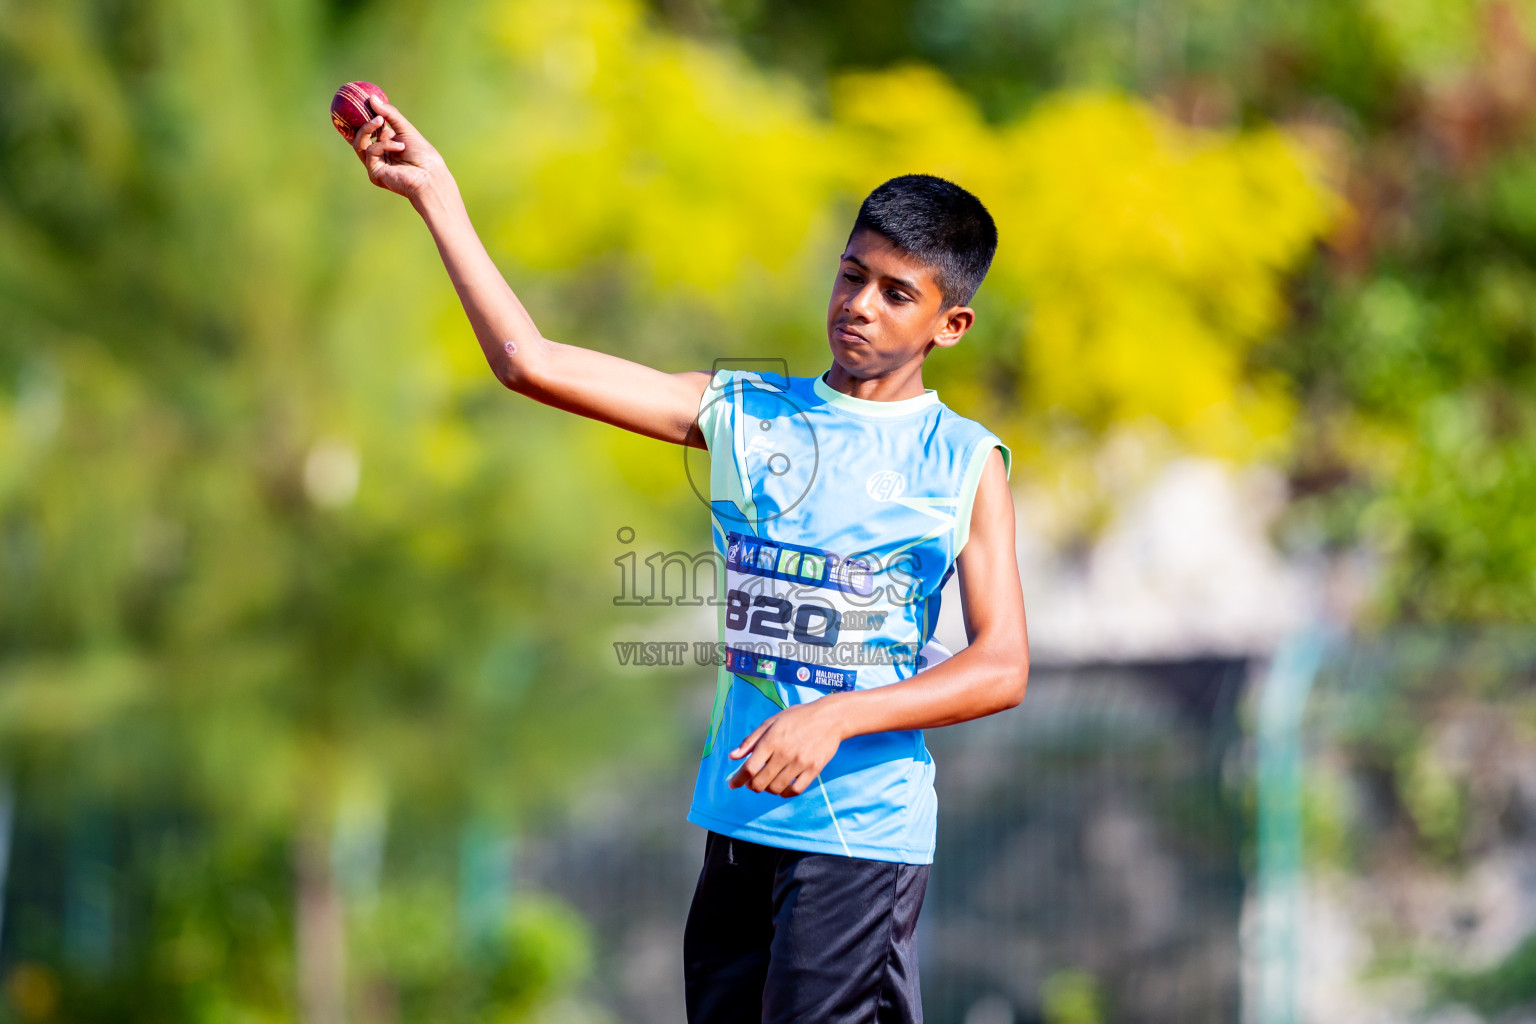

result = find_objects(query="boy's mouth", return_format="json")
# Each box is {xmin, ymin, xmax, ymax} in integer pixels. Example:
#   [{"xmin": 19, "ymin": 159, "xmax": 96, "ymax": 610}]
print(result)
[{"xmin": 833, "ymin": 325, "xmax": 869, "ymax": 344}]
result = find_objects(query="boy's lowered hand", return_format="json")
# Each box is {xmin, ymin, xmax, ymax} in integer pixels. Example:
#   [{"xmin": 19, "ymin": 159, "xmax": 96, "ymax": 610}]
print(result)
[{"xmin": 727, "ymin": 696, "xmax": 850, "ymax": 798}]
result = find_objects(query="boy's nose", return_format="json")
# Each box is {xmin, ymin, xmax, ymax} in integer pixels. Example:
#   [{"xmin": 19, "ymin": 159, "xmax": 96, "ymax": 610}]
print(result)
[{"xmin": 844, "ymin": 284, "xmax": 877, "ymax": 319}]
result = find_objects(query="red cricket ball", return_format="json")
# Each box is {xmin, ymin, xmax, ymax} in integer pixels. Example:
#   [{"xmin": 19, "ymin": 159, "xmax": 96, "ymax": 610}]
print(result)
[{"xmin": 330, "ymin": 81, "xmax": 389, "ymax": 141}]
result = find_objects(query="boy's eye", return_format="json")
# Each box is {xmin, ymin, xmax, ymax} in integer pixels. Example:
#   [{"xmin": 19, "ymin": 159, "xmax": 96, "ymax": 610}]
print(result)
[
  {"xmin": 842, "ymin": 271, "xmax": 861, "ymax": 283},
  {"xmin": 887, "ymin": 289, "xmax": 909, "ymax": 303}
]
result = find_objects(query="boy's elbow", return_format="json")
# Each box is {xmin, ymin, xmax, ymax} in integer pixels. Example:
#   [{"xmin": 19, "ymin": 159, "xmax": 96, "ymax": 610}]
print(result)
[
  {"xmin": 490, "ymin": 336, "xmax": 548, "ymax": 393},
  {"xmin": 1000, "ymin": 679, "xmax": 1026, "ymax": 711},
  {"xmin": 493, "ymin": 354, "xmax": 537, "ymax": 394},
  {"xmin": 999, "ymin": 655, "xmax": 1029, "ymax": 710}
]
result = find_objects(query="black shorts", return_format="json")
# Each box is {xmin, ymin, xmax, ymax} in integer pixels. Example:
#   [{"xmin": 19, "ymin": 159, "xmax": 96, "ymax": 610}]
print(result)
[{"xmin": 683, "ymin": 830, "xmax": 930, "ymax": 1024}]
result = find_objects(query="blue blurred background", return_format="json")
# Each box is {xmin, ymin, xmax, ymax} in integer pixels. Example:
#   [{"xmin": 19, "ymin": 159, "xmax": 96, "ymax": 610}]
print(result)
[{"xmin": 6, "ymin": 0, "xmax": 1536, "ymax": 1021}]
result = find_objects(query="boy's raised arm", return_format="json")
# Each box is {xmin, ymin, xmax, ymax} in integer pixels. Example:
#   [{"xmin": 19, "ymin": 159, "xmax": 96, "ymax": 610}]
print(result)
[{"xmin": 352, "ymin": 98, "xmax": 711, "ymax": 449}]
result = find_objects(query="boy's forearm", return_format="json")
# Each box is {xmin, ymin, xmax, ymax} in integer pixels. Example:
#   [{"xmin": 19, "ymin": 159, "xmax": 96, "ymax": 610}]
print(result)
[
  {"xmin": 403, "ymin": 169, "xmax": 709, "ymax": 445},
  {"xmin": 409, "ymin": 168, "xmax": 545, "ymax": 389},
  {"xmin": 823, "ymin": 642, "xmax": 1028, "ymax": 738}
]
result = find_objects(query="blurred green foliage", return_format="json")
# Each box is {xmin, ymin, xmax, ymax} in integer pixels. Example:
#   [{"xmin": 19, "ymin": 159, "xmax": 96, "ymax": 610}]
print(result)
[
  {"xmin": 1041, "ymin": 968, "xmax": 1107, "ymax": 1024},
  {"xmin": 4, "ymin": 0, "xmax": 1536, "ymax": 1019},
  {"xmin": 663, "ymin": 0, "xmax": 1536, "ymax": 620},
  {"xmin": 1436, "ymin": 930, "xmax": 1536, "ymax": 1014}
]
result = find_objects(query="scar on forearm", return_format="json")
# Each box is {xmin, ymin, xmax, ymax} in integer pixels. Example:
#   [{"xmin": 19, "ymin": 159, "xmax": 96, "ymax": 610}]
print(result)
[{"xmin": 503, "ymin": 341, "xmax": 517, "ymax": 355}]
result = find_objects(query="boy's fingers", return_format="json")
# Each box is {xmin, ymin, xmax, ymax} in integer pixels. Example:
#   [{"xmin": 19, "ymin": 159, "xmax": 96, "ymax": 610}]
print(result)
[
  {"xmin": 365, "ymin": 136, "xmax": 403, "ymax": 161},
  {"xmin": 744, "ymin": 749, "xmax": 779, "ymax": 791},
  {"xmin": 352, "ymin": 116, "xmax": 382, "ymax": 158},
  {"xmin": 761, "ymin": 763, "xmax": 797, "ymax": 796},
  {"xmin": 371, "ymin": 98, "xmax": 414, "ymax": 137},
  {"xmin": 730, "ymin": 722, "xmax": 770, "ymax": 759},
  {"xmin": 727, "ymin": 746, "xmax": 777, "ymax": 789}
]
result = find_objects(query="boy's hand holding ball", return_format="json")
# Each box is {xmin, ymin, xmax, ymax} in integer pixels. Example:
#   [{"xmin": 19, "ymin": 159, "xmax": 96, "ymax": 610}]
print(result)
[{"xmin": 331, "ymin": 81, "xmax": 446, "ymax": 201}]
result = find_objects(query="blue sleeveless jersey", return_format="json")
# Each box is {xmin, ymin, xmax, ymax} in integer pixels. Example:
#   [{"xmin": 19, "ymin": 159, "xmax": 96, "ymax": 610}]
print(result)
[{"xmin": 688, "ymin": 368, "xmax": 1012, "ymax": 864}]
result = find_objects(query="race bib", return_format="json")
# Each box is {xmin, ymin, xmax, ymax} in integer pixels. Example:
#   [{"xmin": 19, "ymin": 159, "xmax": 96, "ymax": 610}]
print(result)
[{"xmin": 722, "ymin": 531, "xmax": 920, "ymax": 693}]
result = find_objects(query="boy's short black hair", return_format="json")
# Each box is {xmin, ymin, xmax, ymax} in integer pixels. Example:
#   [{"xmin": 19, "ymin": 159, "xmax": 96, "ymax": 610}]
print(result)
[{"xmin": 850, "ymin": 174, "xmax": 998, "ymax": 308}]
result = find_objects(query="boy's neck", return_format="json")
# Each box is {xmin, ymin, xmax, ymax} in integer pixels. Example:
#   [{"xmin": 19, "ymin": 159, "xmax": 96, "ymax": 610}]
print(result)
[{"xmin": 824, "ymin": 362, "xmax": 928, "ymax": 402}]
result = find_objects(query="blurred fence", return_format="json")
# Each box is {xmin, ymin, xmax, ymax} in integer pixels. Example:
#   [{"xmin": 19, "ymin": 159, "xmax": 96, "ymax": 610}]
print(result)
[
  {"xmin": 1250, "ymin": 631, "xmax": 1536, "ymax": 1024},
  {"xmin": 519, "ymin": 658, "xmax": 1252, "ymax": 1024},
  {"xmin": 921, "ymin": 658, "xmax": 1248, "ymax": 1024},
  {"xmin": 526, "ymin": 635, "xmax": 1536, "ymax": 1024},
  {"xmin": 9, "ymin": 636, "xmax": 1536, "ymax": 1023}
]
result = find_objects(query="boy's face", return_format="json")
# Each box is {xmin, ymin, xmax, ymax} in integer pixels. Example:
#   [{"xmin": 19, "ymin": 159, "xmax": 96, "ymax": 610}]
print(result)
[{"xmin": 826, "ymin": 227, "xmax": 975, "ymax": 377}]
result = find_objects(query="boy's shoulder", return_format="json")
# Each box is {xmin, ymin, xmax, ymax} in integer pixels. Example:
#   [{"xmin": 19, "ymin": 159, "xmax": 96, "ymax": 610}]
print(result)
[{"xmin": 699, "ymin": 367, "xmax": 1011, "ymax": 474}]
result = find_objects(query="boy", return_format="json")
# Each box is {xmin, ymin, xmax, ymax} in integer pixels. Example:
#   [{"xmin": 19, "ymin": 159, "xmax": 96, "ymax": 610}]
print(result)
[{"xmin": 351, "ymin": 100, "xmax": 1029, "ymax": 1023}]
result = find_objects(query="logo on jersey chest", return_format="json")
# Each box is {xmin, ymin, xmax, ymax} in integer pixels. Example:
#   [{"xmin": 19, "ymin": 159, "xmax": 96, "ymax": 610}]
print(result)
[{"xmin": 865, "ymin": 470, "xmax": 907, "ymax": 502}]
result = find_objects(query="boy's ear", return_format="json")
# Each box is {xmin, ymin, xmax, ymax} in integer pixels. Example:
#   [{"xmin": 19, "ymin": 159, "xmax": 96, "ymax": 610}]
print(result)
[{"xmin": 931, "ymin": 306, "xmax": 975, "ymax": 350}]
